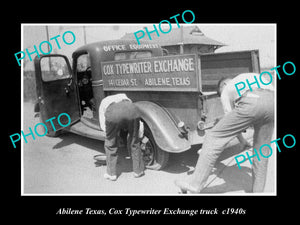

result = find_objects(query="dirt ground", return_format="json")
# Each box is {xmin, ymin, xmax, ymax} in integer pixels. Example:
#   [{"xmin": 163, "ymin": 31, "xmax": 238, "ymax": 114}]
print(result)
[{"xmin": 22, "ymin": 102, "xmax": 275, "ymax": 195}]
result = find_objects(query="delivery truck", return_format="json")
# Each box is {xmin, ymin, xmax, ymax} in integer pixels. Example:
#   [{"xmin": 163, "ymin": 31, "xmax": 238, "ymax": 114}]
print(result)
[{"xmin": 34, "ymin": 39, "xmax": 260, "ymax": 170}]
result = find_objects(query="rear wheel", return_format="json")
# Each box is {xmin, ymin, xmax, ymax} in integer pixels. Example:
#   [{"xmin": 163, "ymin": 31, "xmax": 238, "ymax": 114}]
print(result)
[
  {"xmin": 34, "ymin": 112, "xmax": 62, "ymax": 137},
  {"xmin": 142, "ymin": 125, "xmax": 169, "ymax": 170}
]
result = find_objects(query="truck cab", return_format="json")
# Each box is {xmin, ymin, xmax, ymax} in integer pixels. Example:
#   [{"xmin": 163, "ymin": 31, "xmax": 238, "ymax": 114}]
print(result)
[{"xmin": 34, "ymin": 39, "xmax": 260, "ymax": 170}]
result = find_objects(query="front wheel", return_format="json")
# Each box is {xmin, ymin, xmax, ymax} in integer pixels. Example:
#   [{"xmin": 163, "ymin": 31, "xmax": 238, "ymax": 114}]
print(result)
[{"xmin": 142, "ymin": 126, "xmax": 169, "ymax": 170}]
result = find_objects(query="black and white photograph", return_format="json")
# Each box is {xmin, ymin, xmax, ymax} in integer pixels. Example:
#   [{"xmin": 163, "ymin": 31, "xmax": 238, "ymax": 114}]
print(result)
[{"xmin": 20, "ymin": 23, "xmax": 277, "ymax": 195}]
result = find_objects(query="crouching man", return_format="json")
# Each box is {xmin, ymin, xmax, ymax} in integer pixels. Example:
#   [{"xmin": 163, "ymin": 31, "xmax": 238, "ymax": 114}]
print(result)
[
  {"xmin": 99, "ymin": 93, "xmax": 145, "ymax": 181},
  {"xmin": 175, "ymin": 73, "xmax": 274, "ymax": 193}
]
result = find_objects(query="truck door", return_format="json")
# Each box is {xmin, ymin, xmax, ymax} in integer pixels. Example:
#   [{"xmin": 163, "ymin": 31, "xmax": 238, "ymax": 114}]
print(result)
[{"xmin": 34, "ymin": 54, "xmax": 80, "ymax": 134}]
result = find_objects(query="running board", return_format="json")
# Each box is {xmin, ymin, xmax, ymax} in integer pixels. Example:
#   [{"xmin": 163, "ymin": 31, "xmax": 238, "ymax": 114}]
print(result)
[
  {"xmin": 81, "ymin": 116, "xmax": 101, "ymax": 131},
  {"xmin": 67, "ymin": 121, "xmax": 105, "ymax": 141}
]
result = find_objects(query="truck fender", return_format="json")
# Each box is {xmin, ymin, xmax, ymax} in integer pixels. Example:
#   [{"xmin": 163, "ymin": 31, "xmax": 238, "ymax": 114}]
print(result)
[{"xmin": 134, "ymin": 101, "xmax": 191, "ymax": 153}]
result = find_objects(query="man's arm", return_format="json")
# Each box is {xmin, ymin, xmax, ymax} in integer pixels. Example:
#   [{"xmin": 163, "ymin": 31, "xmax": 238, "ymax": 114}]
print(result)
[
  {"xmin": 220, "ymin": 91, "xmax": 234, "ymax": 114},
  {"xmin": 237, "ymin": 133, "xmax": 251, "ymax": 147}
]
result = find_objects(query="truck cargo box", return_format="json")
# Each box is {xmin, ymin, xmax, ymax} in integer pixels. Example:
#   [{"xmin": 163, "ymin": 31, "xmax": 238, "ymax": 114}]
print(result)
[{"xmin": 102, "ymin": 50, "xmax": 260, "ymax": 140}]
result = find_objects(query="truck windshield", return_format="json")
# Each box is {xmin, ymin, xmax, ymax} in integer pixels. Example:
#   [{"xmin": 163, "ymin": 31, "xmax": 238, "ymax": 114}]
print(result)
[{"xmin": 114, "ymin": 51, "xmax": 152, "ymax": 61}]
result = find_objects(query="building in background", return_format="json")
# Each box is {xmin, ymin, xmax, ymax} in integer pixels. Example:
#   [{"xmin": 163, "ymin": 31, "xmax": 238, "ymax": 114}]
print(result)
[
  {"xmin": 22, "ymin": 24, "xmax": 275, "ymax": 102},
  {"xmin": 121, "ymin": 25, "xmax": 225, "ymax": 55}
]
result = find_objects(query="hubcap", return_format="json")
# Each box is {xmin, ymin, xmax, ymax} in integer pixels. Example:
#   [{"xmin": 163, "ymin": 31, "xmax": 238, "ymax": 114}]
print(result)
[{"xmin": 142, "ymin": 139, "xmax": 155, "ymax": 166}]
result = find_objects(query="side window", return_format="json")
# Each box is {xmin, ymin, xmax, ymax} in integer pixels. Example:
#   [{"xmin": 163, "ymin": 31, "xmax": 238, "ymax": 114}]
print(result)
[
  {"xmin": 40, "ymin": 56, "xmax": 71, "ymax": 82},
  {"xmin": 77, "ymin": 54, "xmax": 91, "ymax": 72},
  {"xmin": 114, "ymin": 52, "xmax": 126, "ymax": 61},
  {"xmin": 133, "ymin": 51, "xmax": 152, "ymax": 59},
  {"xmin": 76, "ymin": 53, "xmax": 92, "ymax": 87},
  {"xmin": 114, "ymin": 51, "xmax": 152, "ymax": 61}
]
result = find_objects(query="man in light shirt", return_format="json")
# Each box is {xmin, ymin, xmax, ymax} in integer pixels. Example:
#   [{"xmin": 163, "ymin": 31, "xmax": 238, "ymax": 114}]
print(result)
[
  {"xmin": 175, "ymin": 73, "xmax": 274, "ymax": 193},
  {"xmin": 99, "ymin": 93, "xmax": 145, "ymax": 181}
]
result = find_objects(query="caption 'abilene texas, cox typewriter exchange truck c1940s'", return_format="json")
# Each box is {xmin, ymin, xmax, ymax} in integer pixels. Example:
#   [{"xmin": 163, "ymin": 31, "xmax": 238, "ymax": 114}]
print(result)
[{"xmin": 33, "ymin": 39, "xmax": 260, "ymax": 170}]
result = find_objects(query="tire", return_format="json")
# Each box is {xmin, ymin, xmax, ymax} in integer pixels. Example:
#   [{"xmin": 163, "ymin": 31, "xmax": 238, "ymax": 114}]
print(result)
[
  {"xmin": 142, "ymin": 125, "xmax": 169, "ymax": 170},
  {"xmin": 35, "ymin": 114, "xmax": 61, "ymax": 137},
  {"xmin": 46, "ymin": 129, "xmax": 62, "ymax": 137}
]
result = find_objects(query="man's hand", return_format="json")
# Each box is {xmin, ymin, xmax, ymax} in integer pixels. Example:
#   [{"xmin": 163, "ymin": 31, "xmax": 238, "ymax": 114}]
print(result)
[
  {"xmin": 237, "ymin": 133, "xmax": 252, "ymax": 150},
  {"xmin": 140, "ymin": 136, "xmax": 149, "ymax": 151}
]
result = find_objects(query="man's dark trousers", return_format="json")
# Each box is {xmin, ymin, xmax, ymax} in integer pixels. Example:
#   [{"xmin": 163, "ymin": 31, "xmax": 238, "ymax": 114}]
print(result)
[{"xmin": 104, "ymin": 100, "xmax": 144, "ymax": 176}]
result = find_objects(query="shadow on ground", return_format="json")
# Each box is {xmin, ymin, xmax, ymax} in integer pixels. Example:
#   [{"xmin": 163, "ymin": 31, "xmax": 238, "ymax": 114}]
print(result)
[
  {"xmin": 52, "ymin": 132, "xmax": 104, "ymax": 152},
  {"xmin": 51, "ymin": 132, "xmax": 253, "ymax": 193}
]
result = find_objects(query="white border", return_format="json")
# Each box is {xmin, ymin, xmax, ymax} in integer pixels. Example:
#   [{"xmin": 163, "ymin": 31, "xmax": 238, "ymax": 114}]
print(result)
[{"xmin": 21, "ymin": 24, "xmax": 24, "ymax": 196}]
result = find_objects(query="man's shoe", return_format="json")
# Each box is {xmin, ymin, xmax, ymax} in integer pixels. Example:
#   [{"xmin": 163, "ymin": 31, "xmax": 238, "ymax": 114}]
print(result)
[
  {"xmin": 104, "ymin": 173, "xmax": 117, "ymax": 181},
  {"xmin": 174, "ymin": 179, "xmax": 200, "ymax": 194},
  {"xmin": 133, "ymin": 171, "xmax": 145, "ymax": 178}
]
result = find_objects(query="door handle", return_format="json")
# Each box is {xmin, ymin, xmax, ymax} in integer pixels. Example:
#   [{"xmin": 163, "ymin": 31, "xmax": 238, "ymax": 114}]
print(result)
[
  {"xmin": 64, "ymin": 86, "xmax": 70, "ymax": 95},
  {"xmin": 65, "ymin": 78, "xmax": 73, "ymax": 95},
  {"xmin": 38, "ymin": 96, "xmax": 44, "ymax": 104}
]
